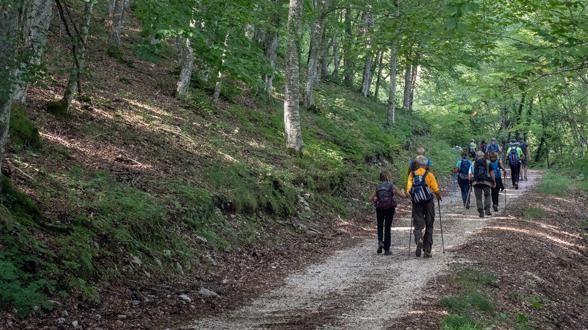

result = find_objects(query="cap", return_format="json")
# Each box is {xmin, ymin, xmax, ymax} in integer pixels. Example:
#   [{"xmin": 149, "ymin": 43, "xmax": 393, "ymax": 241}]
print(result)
[{"xmin": 416, "ymin": 155, "xmax": 428, "ymax": 166}]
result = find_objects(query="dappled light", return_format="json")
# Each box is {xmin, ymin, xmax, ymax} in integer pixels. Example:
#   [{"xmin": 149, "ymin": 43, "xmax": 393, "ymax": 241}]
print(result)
[{"xmin": 485, "ymin": 225, "xmax": 584, "ymax": 254}]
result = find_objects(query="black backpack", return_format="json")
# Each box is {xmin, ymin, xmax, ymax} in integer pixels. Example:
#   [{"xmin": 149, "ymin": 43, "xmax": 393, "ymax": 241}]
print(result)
[
  {"xmin": 376, "ymin": 182, "xmax": 397, "ymax": 210},
  {"xmin": 410, "ymin": 170, "xmax": 434, "ymax": 204},
  {"xmin": 508, "ymin": 147, "xmax": 520, "ymax": 167},
  {"xmin": 473, "ymin": 158, "xmax": 491, "ymax": 182}
]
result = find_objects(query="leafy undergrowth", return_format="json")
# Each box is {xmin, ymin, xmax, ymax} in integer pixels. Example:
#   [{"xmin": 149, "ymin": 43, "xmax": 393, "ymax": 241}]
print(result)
[
  {"xmin": 386, "ymin": 174, "xmax": 588, "ymax": 330},
  {"xmin": 0, "ymin": 23, "xmax": 461, "ymax": 322}
]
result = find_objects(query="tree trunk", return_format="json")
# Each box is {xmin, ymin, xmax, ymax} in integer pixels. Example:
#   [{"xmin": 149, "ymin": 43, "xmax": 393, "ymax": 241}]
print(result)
[
  {"xmin": 318, "ymin": 30, "xmax": 331, "ymax": 80},
  {"xmin": 343, "ymin": 5, "xmax": 353, "ymax": 88},
  {"xmin": 387, "ymin": 44, "xmax": 398, "ymax": 125},
  {"xmin": 332, "ymin": 31, "xmax": 340, "ymax": 81},
  {"xmin": 175, "ymin": 37, "xmax": 194, "ymax": 98},
  {"xmin": 213, "ymin": 32, "xmax": 230, "ymax": 103},
  {"xmin": 263, "ymin": 0, "xmax": 279, "ymax": 96},
  {"xmin": 284, "ymin": 0, "xmax": 303, "ymax": 152},
  {"xmin": 61, "ymin": 0, "xmax": 94, "ymax": 111},
  {"xmin": 303, "ymin": 0, "xmax": 329, "ymax": 109},
  {"xmin": 12, "ymin": 0, "xmax": 53, "ymax": 105},
  {"xmin": 0, "ymin": 1, "xmax": 30, "ymax": 165},
  {"xmin": 373, "ymin": 49, "xmax": 384, "ymax": 99},
  {"xmin": 408, "ymin": 58, "xmax": 418, "ymax": 111},
  {"xmin": 359, "ymin": 11, "xmax": 374, "ymax": 97},
  {"xmin": 402, "ymin": 62, "xmax": 412, "ymax": 111},
  {"xmin": 107, "ymin": 0, "xmax": 127, "ymax": 47}
]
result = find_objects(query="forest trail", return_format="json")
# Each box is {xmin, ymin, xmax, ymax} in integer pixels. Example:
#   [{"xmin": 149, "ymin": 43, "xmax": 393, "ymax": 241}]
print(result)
[{"xmin": 178, "ymin": 170, "xmax": 540, "ymax": 330}]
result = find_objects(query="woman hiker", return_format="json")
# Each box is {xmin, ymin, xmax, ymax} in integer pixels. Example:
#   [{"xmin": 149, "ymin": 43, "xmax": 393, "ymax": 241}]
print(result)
[{"xmin": 370, "ymin": 170, "xmax": 406, "ymax": 255}]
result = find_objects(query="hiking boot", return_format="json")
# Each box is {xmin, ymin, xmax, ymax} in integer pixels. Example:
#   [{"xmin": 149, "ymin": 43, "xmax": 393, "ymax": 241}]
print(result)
[
  {"xmin": 377, "ymin": 241, "xmax": 384, "ymax": 254},
  {"xmin": 478, "ymin": 210, "xmax": 484, "ymax": 218},
  {"xmin": 493, "ymin": 205, "xmax": 498, "ymax": 212},
  {"xmin": 514, "ymin": 183, "xmax": 519, "ymax": 189},
  {"xmin": 485, "ymin": 210, "xmax": 492, "ymax": 216},
  {"xmin": 415, "ymin": 241, "xmax": 423, "ymax": 257},
  {"xmin": 384, "ymin": 250, "xmax": 392, "ymax": 256},
  {"xmin": 423, "ymin": 251, "xmax": 432, "ymax": 258},
  {"xmin": 525, "ymin": 176, "xmax": 528, "ymax": 181},
  {"xmin": 465, "ymin": 203, "xmax": 470, "ymax": 209}
]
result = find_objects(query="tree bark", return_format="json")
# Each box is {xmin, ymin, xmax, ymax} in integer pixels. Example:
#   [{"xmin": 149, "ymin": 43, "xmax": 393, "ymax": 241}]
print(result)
[
  {"xmin": 0, "ymin": 1, "xmax": 30, "ymax": 165},
  {"xmin": 263, "ymin": 1, "xmax": 279, "ymax": 97},
  {"xmin": 213, "ymin": 32, "xmax": 230, "ymax": 103},
  {"xmin": 387, "ymin": 44, "xmax": 398, "ymax": 125},
  {"xmin": 284, "ymin": 0, "xmax": 303, "ymax": 152},
  {"xmin": 408, "ymin": 58, "xmax": 418, "ymax": 111},
  {"xmin": 12, "ymin": 0, "xmax": 53, "ymax": 105},
  {"xmin": 343, "ymin": 5, "xmax": 353, "ymax": 88},
  {"xmin": 107, "ymin": 0, "xmax": 127, "ymax": 47},
  {"xmin": 402, "ymin": 62, "xmax": 412, "ymax": 111},
  {"xmin": 61, "ymin": 0, "xmax": 94, "ymax": 111},
  {"xmin": 373, "ymin": 49, "xmax": 384, "ymax": 99},
  {"xmin": 303, "ymin": 0, "xmax": 328, "ymax": 109},
  {"xmin": 175, "ymin": 37, "xmax": 194, "ymax": 98},
  {"xmin": 359, "ymin": 10, "xmax": 374, "ymax": 97}
]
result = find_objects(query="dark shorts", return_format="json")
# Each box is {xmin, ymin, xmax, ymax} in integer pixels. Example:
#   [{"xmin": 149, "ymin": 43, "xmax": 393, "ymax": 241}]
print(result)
[{"xmin": 521, "ymin": 158, "xmax": 528, "ymax": 167}]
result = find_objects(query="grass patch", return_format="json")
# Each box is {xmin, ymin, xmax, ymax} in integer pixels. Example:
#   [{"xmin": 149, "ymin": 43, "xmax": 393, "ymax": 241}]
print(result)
[
  {"xmin": 441, "ymin": 314, "xmax": 482, "ymax": 330},
  {"xmin": 523, "ymin": 207, "xmax": 545, "ymax": 219},
  {"xmin": 538, "ymin": 169, "xmax": 588, "ymax": 196}
]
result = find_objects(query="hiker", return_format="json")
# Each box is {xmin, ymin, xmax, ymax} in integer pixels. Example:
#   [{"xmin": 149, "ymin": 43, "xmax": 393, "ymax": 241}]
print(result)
[
  {"xmin": 507, "ymin": 141, "xmax": 524, "ymax": 189},
  {"xmin": 519, "ymin": 137, "xmax": 530, "ymax": 181},
  {"xmin": 480, "ymin": 140, "xmax": 487, "ymax": 154},
  {"xmin": 453, "ymin": 151, "xmax": 471, "ymax": 207},
  {"xmin": 488, "ymin": 152, "xmax": 506, "ymax": 211},
  {"xmin": 407, "ymin": 146, "xmax": 431, "ymax": 174},
  {"xmin": 370, "ymin": 170, "xmax": 406, "ymax": 255},
  {"xmin": 486, "ymin": 137, "xmax": 501, "ymax": 157},
  {"xmin": 407, "ymin": 156, "xmax": 442, "ymax": 258},
  {"xmin": 467, "ymin": 139, "xmax": 477, "ymax": 159},
  {"xmin": 469, "ymin": 151, "xmax": 495, "ymax": 217}
]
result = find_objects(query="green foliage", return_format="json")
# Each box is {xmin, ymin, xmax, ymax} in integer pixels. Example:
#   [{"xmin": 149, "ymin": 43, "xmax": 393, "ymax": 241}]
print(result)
[
  {"xmin": 134, "ymin": 42, "xmax": 173, "ymax": 63},
  {"xmin": 9, "ymin": 104, "xmax": 41, "ymax": 150},
  {"xmin": 538, "ymin": 169, "xmax": 588, "ymax": 196},
  {"xmin": 523, "ymin": 207, "xmax": 545, "ymax": 219},
  {"xmin": 440, "ymin": 291, "xmax": 494, "ymax": 312},
  {"xmin": 0, "ymin": 259, "xmax": 54, "ymax": 318},
  {"xmin": 441, "ymin": 315, "xmax": 482, "ymax": 330},
  {"xmin": 46, "ymin": 100, "xmax": 69, "ymax": 118}
]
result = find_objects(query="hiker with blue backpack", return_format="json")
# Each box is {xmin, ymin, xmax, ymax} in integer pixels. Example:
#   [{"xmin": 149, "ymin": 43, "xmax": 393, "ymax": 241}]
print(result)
[
  {"xmin": 485, "ymin": 137, "xmax": 501, "ymax": 157},
  {"xmin": 488, "ymin": 152, "xmax": 506, "ymax": 211},
  {"xmin": 469, "ymin": 151, "xmax": 496, "ymax": 217},
  {"xmin": 453, "ymin": 151, "xmax": 471, "ymax": 207},
  {"xmin": 407, "ymin": 156, "xmax": 442, "ymax": 258},
  {"xmin": 370, "ymin": 170, "xmax": 407, "ymax": 255},
  {"xmin": 507, "ymin": 141, "xmax": 524, "ymax": 189},
  {"xmin": 407, "ymin": 146, "xmax": 431, "ymax": 174}
]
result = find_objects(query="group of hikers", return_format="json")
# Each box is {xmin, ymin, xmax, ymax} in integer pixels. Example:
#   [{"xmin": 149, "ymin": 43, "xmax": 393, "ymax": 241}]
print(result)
[{"xmin": 370, "ymin": 138, "xmax": 530, "ymax": 258}]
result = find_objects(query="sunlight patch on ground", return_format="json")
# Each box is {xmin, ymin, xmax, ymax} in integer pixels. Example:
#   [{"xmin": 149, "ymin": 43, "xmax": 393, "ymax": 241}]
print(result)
[
  {"xmin": 123, "ymin": 98, "xmax": 184, "ymax": 121},
  {"xmin": 486, "ymin": 225, "xmax": 585, "ymax": 253}
]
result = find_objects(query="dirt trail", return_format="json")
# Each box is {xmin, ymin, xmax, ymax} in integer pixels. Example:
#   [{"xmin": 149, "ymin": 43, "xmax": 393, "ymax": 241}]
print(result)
[{"xmin": 178, "ymin": 170, "xmax": 540, "ymax": 330}]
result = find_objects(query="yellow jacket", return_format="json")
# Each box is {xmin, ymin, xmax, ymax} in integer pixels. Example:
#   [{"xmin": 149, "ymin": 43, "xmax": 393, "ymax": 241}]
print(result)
[{"xmin": 407, "ymin": 168, "xmax": 440, "ymax": 194}]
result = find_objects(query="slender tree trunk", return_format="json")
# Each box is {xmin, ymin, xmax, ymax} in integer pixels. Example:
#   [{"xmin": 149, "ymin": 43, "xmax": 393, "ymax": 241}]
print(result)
[
  {"xmin": 318, "ymin": 30, "xmax": 331, "ymax": 80},
  {"xmin": 175, "ymin": 37, "xmax": 194, "ymax": 98},
  {"xmin": 263, "ymin": 0, "xmax": 279, "ymax": 96},
  {"xmin": 13, "ymin": 0, "xmax": 53, "ymax": 105},
  {"xmin": 303, "ymin": 0, "xmax": 329, "ymax": 109},
  {"xmin": 373, "ymin": 49, "xmax": 384, "ymax": 99},
  {"xmin": 402, "ymin": 62, "xmax": 412, "ymax": 111},
  {"xmin": 408, "ymin": 57, "xmax": 418, "ymax": 111},
  {"xmin": 0, "ymin": 1, "xmax": 30, "ymax": 165},
  {"xmin": 387, "ymin": 44, "xmax": 398, "ymax": 125},
  {"xmin": 343, "ymin": 5, "xmax": 353, "ymax": 88},
  {"xmin": 332, "ymin": 32, "xmax": 340, "ymax": 81},
  {"xmin": 213, "ymin": 32, "xmax": 230, "ymax": 103},
  {"xmin": 107, "ymin": 0, "xmax": 127, "ymax": 47},
  {"xmin": 284, "ymin": 0, "xmax": 303, "ymax": 152},
  {"xmin": 360, "ymin": 11, "xmax": 374, "ymax": 97},
  {"xmin": 61, "ymin": 0, "xmax": 94, "ymax": 111}
]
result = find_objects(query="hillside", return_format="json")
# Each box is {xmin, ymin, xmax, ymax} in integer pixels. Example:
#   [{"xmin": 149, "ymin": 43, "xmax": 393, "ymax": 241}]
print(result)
[{"xmin": 0, "ymin": 16, "xmax": 456, "ymax": 328}]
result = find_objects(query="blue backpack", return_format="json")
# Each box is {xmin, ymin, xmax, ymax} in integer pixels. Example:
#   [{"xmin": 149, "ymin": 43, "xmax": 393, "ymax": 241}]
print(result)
[
  {"xmin": 487, "ymin": 143, "xmax": 499, "ymax": 153},
  {"xmin": 458, "ymin": 159, "xmax": 471, "ymax": 179},
  {"xmin": 508, "ymin": 147, "xmax": 520, "ymax": 167},
  {"xmin": 410, "ymin": 170, "xmax": 433, "ymax": 204}
]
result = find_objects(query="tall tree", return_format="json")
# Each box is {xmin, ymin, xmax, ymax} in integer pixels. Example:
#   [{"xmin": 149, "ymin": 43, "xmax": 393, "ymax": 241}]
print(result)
[
  {"xmin": 107, "ymin": 0, "xmax": 128, "ymax": 48},
  {"xmin": 175, "ymin": 35, "xmax": 195, "ymax": 98},
  {"xmin": 359, "ymin": 10, "xmax": 374, "ymax": 97},
  {"xmin": 303, "ymin": 0, "xmax": 329, "ymax": 108},
  {"xmin": 263, "ymin": 0, "xmax": 280, "ymax": 96},
  {"xmin": 284, "ymin": 0, "xmax": 303, "ymax": 152}
]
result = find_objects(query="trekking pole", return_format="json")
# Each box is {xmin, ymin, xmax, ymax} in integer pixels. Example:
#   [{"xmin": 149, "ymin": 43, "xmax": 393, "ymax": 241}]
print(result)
[
  {"xmin": 465, "ymin": 183, "xmax": 472, "ymax": 209},
  {"xmin": 438, "ymin": 199, "xmax": 445, "ymax": 253},
  {"xmin": 408, "ymin": 214, "xmax": 413, "ymax": 257}
]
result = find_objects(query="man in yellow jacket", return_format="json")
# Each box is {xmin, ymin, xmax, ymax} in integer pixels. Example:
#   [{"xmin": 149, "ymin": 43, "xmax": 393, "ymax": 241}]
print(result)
[{"xmin": 407, "ymin": 155, "xmax": 442, "ymax": 258}]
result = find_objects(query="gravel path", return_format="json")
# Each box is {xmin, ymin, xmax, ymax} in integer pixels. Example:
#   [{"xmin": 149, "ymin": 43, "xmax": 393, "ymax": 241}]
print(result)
[{"xmin": 179, "ymin": 170, "xmax": 540, "ymax": 330}]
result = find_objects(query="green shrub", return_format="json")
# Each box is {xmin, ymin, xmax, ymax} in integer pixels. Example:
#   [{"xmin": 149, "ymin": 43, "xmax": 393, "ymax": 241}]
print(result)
[
  {"xmin": 441, "ymin": 315, "xmax": 482, "ymax": 330},
  {"xmin": 9, "ymin": 104, "xmax": 41, "ymax": 150}
]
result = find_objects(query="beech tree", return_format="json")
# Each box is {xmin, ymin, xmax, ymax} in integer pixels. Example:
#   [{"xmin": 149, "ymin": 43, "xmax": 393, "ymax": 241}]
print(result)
[{"xmin": 284, "ymin": 0, "xmax": 303, "ymax": 152}]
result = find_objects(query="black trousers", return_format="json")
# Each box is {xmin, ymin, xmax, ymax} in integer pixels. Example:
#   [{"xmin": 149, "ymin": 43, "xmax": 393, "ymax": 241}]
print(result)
[
  {"xmin": 491, "ymin": 177, "xmax": 504, "ymax": 206},
  {"xmin": 412, "ymin": 200, "xmax": 435, "ymax": 253},
  {"xmin": 510, "ymin": 163, "xmax": 521, "ymax": 186},
  {"xmin": 376, "ymin": 207, "xmax": 395, "ymax": 251}
]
